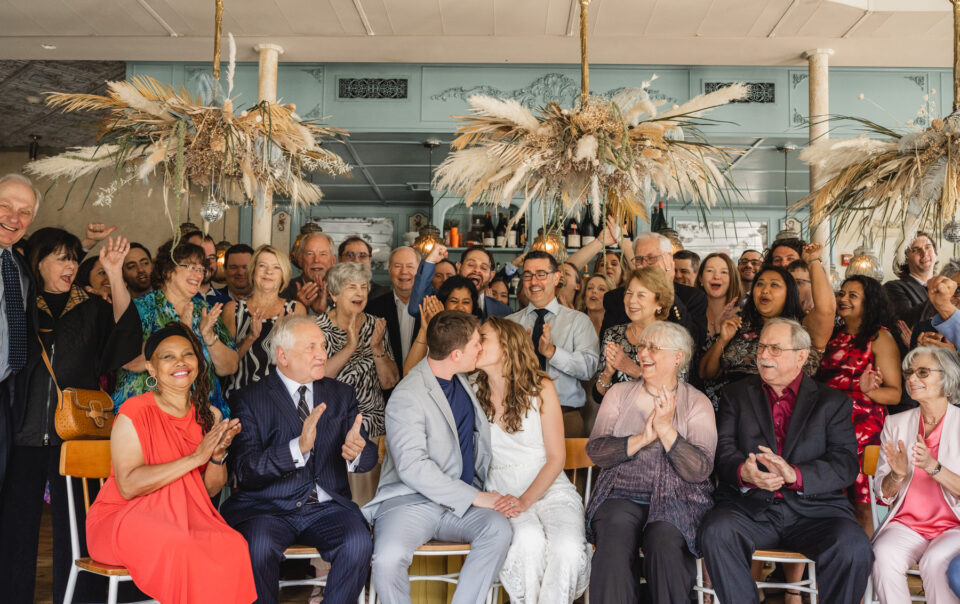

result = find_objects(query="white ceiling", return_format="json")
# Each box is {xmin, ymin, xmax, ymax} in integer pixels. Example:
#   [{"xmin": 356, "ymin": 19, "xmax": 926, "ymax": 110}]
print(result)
[{"xmin": 0, "ymin": 0, "xmax": 953, "ymax": 67}]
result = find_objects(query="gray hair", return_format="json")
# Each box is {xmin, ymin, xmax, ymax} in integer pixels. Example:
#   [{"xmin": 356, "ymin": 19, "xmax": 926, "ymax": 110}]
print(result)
[
  {"xmin": 902, "ymin": 346, "xmax": 960, "ymax": 406},
  {"xmin": 389, "ymin": 245, "xmax": 420, "ymax": 264},
  {"xmin": 325, "ymin": 261, "xmax": 372, "ymax": 296},
  {"xmin": 266, "ymin": 314, "xmax": 321, "ymax": 365},
  {"xmin": 940, "ymin": 259, "xmax": 960, "ymax": 279},
  {"xmin": 639, "ymin": 321, "xmax": 694, "ymax": 373},
  {"xmin": 300, "ymin": 231, "xmax": 334, "ymax": 255},
  {"xmin": 0, "ymin": 173, "xmax": 42, "ymax": 214},
  {"xmin": 762, "ymin": 317, "xmax": 812, "ymax": 351},
  {"xmin": 634, "ymin": 232, "xmax": 673, "ymax": 256}
]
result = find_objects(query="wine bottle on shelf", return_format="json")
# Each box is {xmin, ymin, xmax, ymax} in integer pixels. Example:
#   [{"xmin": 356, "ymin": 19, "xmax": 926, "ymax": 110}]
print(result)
[
  {"xmin": 650, "ymin": 201, "xmax": 667, "ymax": 232},
  {"xmin": 581, "ymin": 212, "xmax": 596, "ymax": 246},
  {"xmin": 507, "ymin": 211, "xmax": 518, "ymax": 248},
  {"xmin": 482, "ymin": 212, "xmax": 495, "ymax": 247},
  {"xmin": 495, "ymin": 212, "xmax": 508, "ymax": 247},
  {"xmin": 518, "ymin": 213, "xmax": 528, "ymax": 246},
  {"xmin": 566, "ymin": 217, "xmax": 581, "ymax": 249}
]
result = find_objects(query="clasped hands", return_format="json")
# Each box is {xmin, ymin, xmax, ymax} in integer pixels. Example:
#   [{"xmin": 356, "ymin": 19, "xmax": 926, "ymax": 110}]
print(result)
[
  {"xmin": 883, "ymin": 432, "xmax": 939, "ymax": 479},
  {"xmin": 299, "ymin": 404, "xmax": 368, "ymax": 462},
  {"xmin": 740, "ymin": 446, "xmax": 797, "ymax": 492},
  {"xmin": 194, "ymin": 418, "xmax": 242, "ymax": 466},
  {"xmin": 472, "ymin": 490, "xmax": 526, "ymax": 518}
]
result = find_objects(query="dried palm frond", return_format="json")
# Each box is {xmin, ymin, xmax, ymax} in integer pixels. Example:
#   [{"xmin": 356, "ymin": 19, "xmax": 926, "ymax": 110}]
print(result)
[
  {"xmin": 26, "ymin": 74, "xmax": 351, "ymax": 209},
  {"xmin": 434, "ymin": 80, "xmax": 747, "ymax": 226},
  {"xmin": 793, "ymin": 114, "xmax": 960, "ymax": 240}
]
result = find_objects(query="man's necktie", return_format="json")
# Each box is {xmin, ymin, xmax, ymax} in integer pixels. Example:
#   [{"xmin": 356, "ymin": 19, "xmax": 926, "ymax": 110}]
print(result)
[
  {"xmin": 531, "ymin": 308, "xmax": 549, "ymax": 370},
  {"xmin": 2, "ymin": 249, "xmax": 27, "ymax": 374},
  {"xmin": 297, "ymin": 385, "xmax": 320, "ymax": 504}
]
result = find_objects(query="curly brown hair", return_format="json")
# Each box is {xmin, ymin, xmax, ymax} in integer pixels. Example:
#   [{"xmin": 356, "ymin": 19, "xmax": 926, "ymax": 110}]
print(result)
[
  {"xmin": 474, "ymin": 317, "xmax": 552, "ymax": 434},
  {"xmin": 151, "ymin": 239, "xmax": 205, "ymax": 291}
]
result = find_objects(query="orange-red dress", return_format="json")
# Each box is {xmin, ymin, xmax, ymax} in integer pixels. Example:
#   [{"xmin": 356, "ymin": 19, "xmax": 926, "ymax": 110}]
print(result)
[{"xmin": 86, "ymin": 392, "xmax": 256, "ymax": 604}]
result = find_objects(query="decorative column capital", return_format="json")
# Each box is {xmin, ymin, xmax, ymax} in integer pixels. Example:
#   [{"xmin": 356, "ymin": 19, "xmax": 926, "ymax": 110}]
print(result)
[
  {"xmin": 802, "ymin": 48, "xmax": 835, "ymax": 60},
  {"xmin": 253, "ymin": 43, "xmax": 285, "ymax": 55}
]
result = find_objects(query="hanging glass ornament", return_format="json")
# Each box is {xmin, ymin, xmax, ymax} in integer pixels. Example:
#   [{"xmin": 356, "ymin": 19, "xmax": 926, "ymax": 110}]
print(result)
[
  {"xmin": 200, "ymin": 195, "xmax": 225, "ymax": 223},
  {"xmin": 943, "ymin": 218, "xmax": 960, "ymax": 243},
  {"xmin": 845, "ymin": 244, "xmax": 883, "ymax": 281}
]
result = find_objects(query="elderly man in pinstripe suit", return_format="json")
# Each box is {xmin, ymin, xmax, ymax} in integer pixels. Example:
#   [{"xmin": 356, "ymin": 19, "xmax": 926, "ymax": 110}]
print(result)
[{"xmin": 222, "ymin": 315, "xmax": 379, "ymax": 604}]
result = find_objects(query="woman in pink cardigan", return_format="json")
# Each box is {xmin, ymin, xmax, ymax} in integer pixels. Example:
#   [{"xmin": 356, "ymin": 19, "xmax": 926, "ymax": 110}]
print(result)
[{"xmin": 872, "ymin": 345, "xmax": 960, "ymax": 603}]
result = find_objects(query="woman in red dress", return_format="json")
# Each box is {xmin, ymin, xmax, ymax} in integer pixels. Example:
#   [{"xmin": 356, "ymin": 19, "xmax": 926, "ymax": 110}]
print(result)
[
  {"xmin": 87, "ymin": 324, "xmax": 256, "ymax": 603},
  {"xmin": 818, "ymin": 275, "xmax": 902, "ymax": 535}
]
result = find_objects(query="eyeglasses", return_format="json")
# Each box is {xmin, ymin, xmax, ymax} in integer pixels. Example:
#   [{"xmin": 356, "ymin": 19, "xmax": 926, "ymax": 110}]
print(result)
[
  {"xmin": 343, "ymin": 251, "xmax": 370, "ymax": 261},
  {"xmin": 636, "ymin": 342, "xmax": 681, "ymax": 354},
  {"xmin": 903, "ymin": 367, "xmax": 943, "ymax": 379},
  {"xmin": 182, "ymin": 264, "xmax": 205, "ymax": 274},
  {"xmin": 756, "ymin": 343, "xmax": 803, "ymax": 357},
  {"xmin": 521, "ymin": 270, "xmax": 555, "ymax": 282},
  {"xmin": 739, "ymin": 259, "xmax": 762, "ymax": 267},
  {"xmin": 635, "ymin": 254, "xmax": 663, "ymax": 267}
]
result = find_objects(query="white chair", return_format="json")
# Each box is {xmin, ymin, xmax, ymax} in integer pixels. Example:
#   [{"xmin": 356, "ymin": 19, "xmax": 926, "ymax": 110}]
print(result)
[
  {"xmin": 60, "ymin": 440, "xmax": 156, "ymax": 604},
  {"xmin": 695, "ymin": 549, "xmax": 818, "ymax": 604},
  {"xmin": 863, "ymin": 444, "xmax": 926, "ymax": 603},
  {"xmin": 280, "ymin": 545, "xmax": 367, "ymax": 603}
]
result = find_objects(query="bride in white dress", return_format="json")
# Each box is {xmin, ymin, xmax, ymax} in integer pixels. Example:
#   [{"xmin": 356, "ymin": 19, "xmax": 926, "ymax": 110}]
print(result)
[{"xmin": 473, "ymin": 317, "xmax": 591, "ymax": 604}]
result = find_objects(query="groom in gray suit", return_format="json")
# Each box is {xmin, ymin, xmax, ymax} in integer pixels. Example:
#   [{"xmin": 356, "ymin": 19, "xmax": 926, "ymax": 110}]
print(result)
[{"xmin": 363, "ymin": 311, "xmax": 513, "ymax": 604}]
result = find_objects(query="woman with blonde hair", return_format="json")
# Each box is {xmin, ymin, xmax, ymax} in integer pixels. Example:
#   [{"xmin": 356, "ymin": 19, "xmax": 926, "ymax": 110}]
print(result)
[
  {"xmin": 576, "ymin": 273, "xmax": 616, "ymax": 337},
  {"xmin": 222, "ymin": 244, "xmax": 305, "ymax": 397},
  {"xmin": 475, "ymin": 317, "xmax": 591, "ymax": 604}
]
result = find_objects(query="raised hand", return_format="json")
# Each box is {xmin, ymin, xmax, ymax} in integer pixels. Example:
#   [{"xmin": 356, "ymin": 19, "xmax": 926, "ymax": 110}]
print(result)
[
  {"xmin": 918, "ymin": 331, "xmax": 953, "ymax": 348},
  {"xmin": 601, "ymin": 214, "xmax": 620, "ymax": 246},
  {"xmin": 632, "ymin": 408, "xmax": 659, "ymax": 450},
  {"xmin": 801, "ymin": 242, "xmax": 824, "ymax": 263},
  {"xmin": 296, "ymin": 280, "xmax": 320, "ymax": 307},
  {"xmin": 192, "ymin": 419, "xmax": 232, "ymax": 466},
  {"xmin": 200, "ymin": 303, "xmax": 223, "ymax": 346},
  {"xmin": 740, "ymin": 452, "xmax": 786, "ymax": 492},
  {"xmin": 98, "ymin": 235, "xmax": 130, "ymax": 274},
  {"xmin": 341, "ymin": 413, "xmax": 367, "ymax": 461},
  {"xmin": 246, "ymin": 308, "xmax": 265, "ymax": 341},
  {"xmin": 928, "ymin": 276, "xmax": 959, "ymax": 316},
  {"xmin": 896, "ymin": 320, "xmax": 913, "ymax": 347},
  {"xmin": 298, "ymin": 402, "xmax": 327, "ymax": 454},
  {"xmin": 426, "ymin": 244, "xmax": 448, "ymax": 264},
  {"xmin": 176, "ymin": 299, "xmax": 195, "ymax": 328},
  {"xmin": 652, "ymin": 385, "xmax": 677, "ymax": 436},
  {"xmin": 421, "ymin": 295, "xmax": 444, "ymax": 326},
  {"xmin": 605, "ymin": 341, "xmax": 628, "ymax": 373},
  {"xmin": 371, "ymin": 317, "xmax": 387, "ymax": 348},
  {"xmin": 538, "ymin": 322, "xmax": 555, "ymax": 359},
  {"xmin": 883, "ymin": 439, "xmax": 909, "ymax": 478},
  {"xmin": 82, "ymin": 223, "xmax": 118, "ymax": 249},
  {"xmin": 718, "ymin": 316, "xmax": 742, "ymax": 345},
  {"xmin": 211, "ymin": 418, "xmax": 242, "ymax": 461},
  {"xmin": 756, "ymin": 445, "xmax": 797, "ymax": 485},
  {"xmin": 860, "ymin": 363, "xmax": 883, "ymax": 394},
  {"xmin": 913, "ymin": 432, "xmax": 938, "ymax": 475}
]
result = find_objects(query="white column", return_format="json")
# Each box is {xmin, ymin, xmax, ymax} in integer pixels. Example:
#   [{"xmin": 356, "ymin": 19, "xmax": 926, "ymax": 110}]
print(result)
[
  {"xmin": 803, "ymin": 48, "xmax": 834, "ymax": 247},
  {"xmin": 252, "ymin": 43, "xmax": 284, "ymax": 248}
]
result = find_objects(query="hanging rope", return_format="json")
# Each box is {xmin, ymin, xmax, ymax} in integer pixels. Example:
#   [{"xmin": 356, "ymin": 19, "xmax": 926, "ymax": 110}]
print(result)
[
  {"xmin": 954, "ymin": 0, "xmax": 960, "ymax": 112},
  {"xmin": 579, "ymin": 0, "xmax": 590, "ymax": 107},
  {"xmin": 213, "ymin": 0, "xmax": 224, "ymax": 80}
]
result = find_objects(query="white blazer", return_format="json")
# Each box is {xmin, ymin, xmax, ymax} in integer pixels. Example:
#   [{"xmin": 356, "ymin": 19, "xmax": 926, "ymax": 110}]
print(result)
[{"xmin": 873, "ymin": 404, "xmax": 960, "ymax": 540}]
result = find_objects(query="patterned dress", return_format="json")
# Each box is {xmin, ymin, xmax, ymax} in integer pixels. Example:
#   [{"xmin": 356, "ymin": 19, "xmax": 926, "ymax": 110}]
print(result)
[
  {"xmin": 818, "ymin": 328, "xmax": 887, "ymax": 503},
  {"xmin": 225, "ymin": 299, "xmax": 297, "ymax": 398},
  {"xmin": 316, "ymin": 313, "xmax": 394, "ymax": 438},
  {"xmin": 112, "ymin": 290, "xmax": 235, "ymax": 417}
]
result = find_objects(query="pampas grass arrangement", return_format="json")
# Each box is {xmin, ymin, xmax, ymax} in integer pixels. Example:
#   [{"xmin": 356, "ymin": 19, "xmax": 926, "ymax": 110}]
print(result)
[
  {"xmin": 433, "ymin": 80, "xmax": 749, "ymax": 228},
  {"xmin": 25, "ymin": 75, "xmax": 351, "ymax": 209}
]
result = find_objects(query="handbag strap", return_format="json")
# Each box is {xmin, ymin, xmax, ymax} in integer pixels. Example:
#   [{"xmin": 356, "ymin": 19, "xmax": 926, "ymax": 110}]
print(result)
[{"xmin": 37, "ymin": 335, "xmax": 65, "ymax": 410}]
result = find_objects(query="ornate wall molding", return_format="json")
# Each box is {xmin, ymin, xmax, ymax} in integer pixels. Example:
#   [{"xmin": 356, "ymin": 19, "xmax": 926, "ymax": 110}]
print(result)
[
  {"xmin": 704, "ymin": 82, "xmax": 775, "ymax": 103},
  {"xmin": 337, "ymin": 78, "xmax": 408, "ymax": 99},
  {"xmin": 904, "ymin": 74, "xmax": 927, "ymax": 90},
  {"xmin": 792, "ymin": 73, "xmax": 808, "ymax": 89}
]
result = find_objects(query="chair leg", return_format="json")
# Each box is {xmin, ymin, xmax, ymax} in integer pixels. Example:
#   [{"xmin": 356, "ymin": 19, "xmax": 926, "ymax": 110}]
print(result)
[
  {"xmin": 368, "ymin": 580, "xmax": 376, "ymax": 604},
  {"xmin": 107, "ymin": 577, "xmax": 119, "ymax": 604},
  {"xmin": 808, "ymin": 561, "xmax": 818, "ymax": 604},
  {"xmin": 62, "ymin": 565, "xmax": 79, "ymax": 604}
]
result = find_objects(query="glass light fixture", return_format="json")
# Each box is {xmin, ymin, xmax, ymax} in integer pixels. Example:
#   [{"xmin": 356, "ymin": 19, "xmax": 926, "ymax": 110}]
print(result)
[
  {"xmin": 530, "ymin": 230, "xmax": 566, "ymax": 261},
  {"xmin": 200, "ymin": 186, "xmax": 226, "ymax": 223},
  {"xmin": 845, "ymin": 244, "xmax": 883, "ymax": 281},
  {"xmin": 214, "ymin": 240, "xmax": 232, "ymax": 281},
  {"xmin": 413, "ymin": 224, "xmax": 443, "ymax": 257},
  {"xmin": 943, "ymin": 218, "xmax": 960, "ymax": 243}
]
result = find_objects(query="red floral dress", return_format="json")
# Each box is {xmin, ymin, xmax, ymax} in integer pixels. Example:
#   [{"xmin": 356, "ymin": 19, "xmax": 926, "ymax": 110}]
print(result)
[{"xmin": 817, "ymin": 329, "xmax": 887, "ymax": 503}]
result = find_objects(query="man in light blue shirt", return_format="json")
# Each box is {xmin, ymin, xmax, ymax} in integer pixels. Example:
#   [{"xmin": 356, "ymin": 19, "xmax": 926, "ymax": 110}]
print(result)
[{"xmin": 507, "ymin": 250, "xmax": 599, "ymax": 436}]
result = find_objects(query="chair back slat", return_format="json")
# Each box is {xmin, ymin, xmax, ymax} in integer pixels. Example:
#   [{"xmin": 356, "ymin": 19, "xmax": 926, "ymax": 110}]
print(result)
[
  {"xmin": 863, "ymin": 445, "xmax": 880, "ymax": 477},
  {"xmin": 82, "ymin": 479, "xmax": 91, "ymax": 513},
  {"xmin": 564, "ymin": 438, "xmax": 592, "ymax": 470},
  {"xmin": 60, "ymin": 440, "xmax": 112, "ymax": 479},
  {"xmin": 377, "ymin": 435, "xmax": 386, "ymax": 464}
]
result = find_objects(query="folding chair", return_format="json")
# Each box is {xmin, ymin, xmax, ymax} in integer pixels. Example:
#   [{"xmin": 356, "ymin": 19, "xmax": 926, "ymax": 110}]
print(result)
[
  {"xmin": 60, "ymin": 440, "xmax": 156, "ymax": 604},
  {"xmin": 863, "ymin": 444, "xmax": 926, "ymax": 603}
]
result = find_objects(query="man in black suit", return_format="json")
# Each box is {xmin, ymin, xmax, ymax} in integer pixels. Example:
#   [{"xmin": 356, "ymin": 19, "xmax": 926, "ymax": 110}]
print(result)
[
  {"xmin": 366, "ymin": 246, "xmax": 422, "ymax": 377},
  {"xmin": 0, "ymin": 174, "xmax": 40, "ymax": 492},
  {"xmin": 222, "ymin": 315, "xmax": 379, "ymax": 604},
  {"xmin": 600, "ymin": 232, "xmax": 707, "ymax": 336},
  {"xmin": 697, "ymin": 317, "xmax": 872, "ymax": 604},
  {"xmin": 883, "ymin": 232, "xmax": 938, "ymax": 329}
]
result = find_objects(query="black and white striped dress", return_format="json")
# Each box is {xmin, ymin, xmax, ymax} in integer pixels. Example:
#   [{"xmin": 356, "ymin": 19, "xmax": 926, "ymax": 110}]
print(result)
[
  {"xmin": 315, "ymin": 312, "xmax": 394, "ymax": 438},
  {"xmin": 225, "ymin": 299, "xmax": 297, "ymax": 398}
]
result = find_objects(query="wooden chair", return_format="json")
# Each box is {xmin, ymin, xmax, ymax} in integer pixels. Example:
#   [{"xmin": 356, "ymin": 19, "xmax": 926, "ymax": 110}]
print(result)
[
  {"xmin": 863, "ymin": 444, "xmax": 926, "ymax": 603},
  {"xmin": 60, "ymin": 440, "xmax": 156, "ymax": 604}
]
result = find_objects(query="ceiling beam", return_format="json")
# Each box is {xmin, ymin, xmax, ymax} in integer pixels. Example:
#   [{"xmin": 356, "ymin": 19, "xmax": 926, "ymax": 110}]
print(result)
[
  {"xmin": 768, "ymin": 0, "xmax": 800, "ymax": 38},
  {"xmin": 135, "ymin": 0, "xmax": 180, "ymax": 37},
  {"xmin": 343, "ymin": 139, "xmax": 386, "ymax": 202},
  {"xmin": 353, "ymin": 0, "xmax": 376, "ymax": 36}
]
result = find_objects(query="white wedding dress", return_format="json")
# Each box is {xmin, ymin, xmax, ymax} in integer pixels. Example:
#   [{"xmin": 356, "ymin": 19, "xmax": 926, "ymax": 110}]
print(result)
[{"xmin": 484, "ymin": 397, "xmax": 591, "ymax": 604}]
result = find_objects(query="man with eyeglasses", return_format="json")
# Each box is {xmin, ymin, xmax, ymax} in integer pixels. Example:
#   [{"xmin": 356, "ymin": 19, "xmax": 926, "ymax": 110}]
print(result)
[
  {"xmin": 506, "ymin": 250, "xmax": 599, "ymax": 437},
  {"xmin": 408, "ymin": 245, "xmax": 513, "ymax": 320},
  {"xmin": 698, "ymin": 317, "xmax": 871, "ymax": 604},
  {"xmin": 884, "ymin": 232, "xmax": 939, "ymax": 331},
  {"xmin": 338, "ymin": 236, "xmax": 391, "ymax": 303},
  {"xmin": 600, "ymin": 232, "xmax": 707, "ymax": 354},
  {"xmin": 738, "ymin": 249, "xmax": 763, "ymax": 293}
]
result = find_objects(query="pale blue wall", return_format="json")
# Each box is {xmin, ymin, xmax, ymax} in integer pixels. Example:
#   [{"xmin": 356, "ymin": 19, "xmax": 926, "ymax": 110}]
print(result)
[{"xmin": 128, "ymin": 61, "xmax": 947, "ymax": 253}]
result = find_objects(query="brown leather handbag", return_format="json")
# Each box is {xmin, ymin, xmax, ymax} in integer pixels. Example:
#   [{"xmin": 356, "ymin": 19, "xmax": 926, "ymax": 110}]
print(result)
[{"xmin": 39, "ymin": 338, "xmax": 114, "ymax": 440}]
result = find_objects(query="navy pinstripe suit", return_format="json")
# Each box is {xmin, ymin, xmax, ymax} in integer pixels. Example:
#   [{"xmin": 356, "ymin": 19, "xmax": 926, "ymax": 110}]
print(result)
[{"xmin": 221, "ymin": 371, "xmax": 378, "ymax": 604}]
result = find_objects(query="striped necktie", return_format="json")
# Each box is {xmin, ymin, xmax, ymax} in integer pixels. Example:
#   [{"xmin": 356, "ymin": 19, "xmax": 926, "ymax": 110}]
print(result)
[
  {"xmin": 297, "ymin": 385, "xmax": 320, "ymax": 504},
  {"xmin": 2, "ymin": 249, "xmax": 27, "ymax": 374}
]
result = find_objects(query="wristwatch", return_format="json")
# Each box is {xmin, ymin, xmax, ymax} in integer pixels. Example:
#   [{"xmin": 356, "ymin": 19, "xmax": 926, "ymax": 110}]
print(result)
[
  {"xmin": 210, "ymin": 452, "xmax": 229, "ymax": 466},
  {"xmin": 930, "ymin": 461, "xmax": 943, "ymax": 476}
]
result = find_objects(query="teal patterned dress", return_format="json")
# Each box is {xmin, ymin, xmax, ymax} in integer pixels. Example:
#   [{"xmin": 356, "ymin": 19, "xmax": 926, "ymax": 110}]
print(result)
[{"xmin": 111, "ymin": 289, "xmax": 236, "ymax": 416}]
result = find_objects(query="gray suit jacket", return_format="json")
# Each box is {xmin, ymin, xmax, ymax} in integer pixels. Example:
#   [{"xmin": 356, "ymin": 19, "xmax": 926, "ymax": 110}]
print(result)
[{"xmin": 362, "ymin": 358, "xmax": 492, "ymax": 522}]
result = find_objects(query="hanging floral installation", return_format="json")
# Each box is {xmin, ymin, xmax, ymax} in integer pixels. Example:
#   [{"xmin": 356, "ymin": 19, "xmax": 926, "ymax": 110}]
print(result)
[
  {"xmin": 433, "ymin": 0, "xmax": 748, "ymax": 229},
  {"xmin": 25, "ymin": 0, "xmax": 351, "ymax": 217},
  {"xmin": 794, "ymin": 1, "xmax": 960, "ymax": 247}
]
